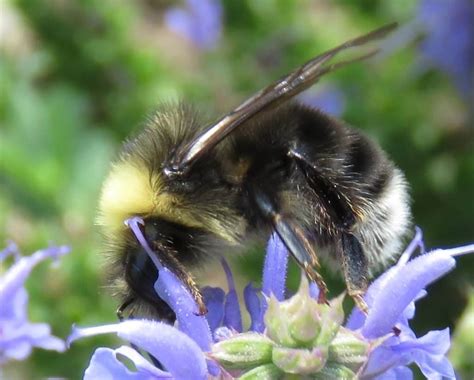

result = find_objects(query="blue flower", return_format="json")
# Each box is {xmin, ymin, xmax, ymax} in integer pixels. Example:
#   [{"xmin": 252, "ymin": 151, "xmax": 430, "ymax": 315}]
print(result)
[
  {"xmin": 346, "ymin": 228, "xmax": 470, "ymax": 379},
  {"xmin": 417, "ymin": 0, "xmax": 474, "ymax": 99},
  {"xmin": 70, "ymin": 219, "xmax": 473, "ymax": 379},
  {"xmin": 164, "ymin": 0, "xmax": 223, "ymax": 50},
  {"xmin": 69, "ymin": 320, "xmax": 209, "ymax": 380},
  {"xmin": 0, "ymin": 242, "xmax": 69, "ymax": 364},
  {"xmin": 299, "ymin": 84, "xmax": 347, "ymax": 117}
]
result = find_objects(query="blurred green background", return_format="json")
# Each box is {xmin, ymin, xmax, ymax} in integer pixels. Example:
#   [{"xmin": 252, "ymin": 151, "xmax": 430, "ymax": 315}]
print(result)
[{"xmin": 0, "ymin": 0, "xmax": 472, "ymax": 378}]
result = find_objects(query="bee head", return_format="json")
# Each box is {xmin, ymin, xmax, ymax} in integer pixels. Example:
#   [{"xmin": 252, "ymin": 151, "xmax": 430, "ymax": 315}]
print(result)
[{"xmin": 96, "ymin": 104, "xmax": 246, "ymax": 319}]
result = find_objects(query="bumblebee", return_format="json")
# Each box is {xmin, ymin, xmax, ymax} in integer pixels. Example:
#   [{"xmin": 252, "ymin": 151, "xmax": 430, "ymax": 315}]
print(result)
[{"xmin": 98, "ymin": 23, "xmax": 411, "ymax": 321}]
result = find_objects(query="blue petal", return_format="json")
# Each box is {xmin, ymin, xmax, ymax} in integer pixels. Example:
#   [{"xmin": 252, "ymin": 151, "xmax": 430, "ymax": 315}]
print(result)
[
  {"xmin": 0, "ymin": 242, "xmax": 20, "ymax": 262},
  {"xmin": 345, "ymin": 306, "xmax": 365, "ymax": 331},
  {"xmin": 84, "ymin": 347, "xmax": 167, "ymax": 380},
  {"xmin": 347, "ymin": 279, "xmax": 425, "ymax": 331},
  {"xmin": 364, "ymin": 328, "xmax": 455, "ymax": 379},
  {"xmin": 154, "ymin": 268, "xmax": 212, "ymax": 351},
  {"xmin": 1, "ymin": 340, "xmax": 32, "ymax": 362},
  {"xmin": 363, "ymin": 343, "xmax": 403, "ymax": 378},
  {"xmin": 115, "ymin": 346, "xmax": 172, "ymax": 378},
  {"xmin": 2, "ymin": 320, "xmax": 62, "ymax": 359},
  {"xmin": 413, "ymin": 351, "xmax": 455, "ymax": 379},
  {"xmin": 70, "ymin": 320, "xmax": 208, "ymax": 379},
  {"xmin": 374, "ymin": 366, "xmax": 413, "ymax": 380},
  {"xmin": 0, "ymin": 246, "xmax": 68, "ymax": 364},
  {"xmin": 394, "ymin": 329, "xmax": 455, "ymax": 378},
  {"xmin": 0, "ymin": 286, "xmax": 27, "ymax": 321},
  {"xmin": 262, "ymin": 233, "xmax": 289, "ymax": 302},
  {"xmin": 202, "ymin": 286, "xmax": 225, "ymax": 333},
  {"xmin": 125, "ymin": 217, "xmax": 164, "ymax": 271},
  {"xmin": 362, "ymin": 251, "xmax": 455, "ymax": 339},
  {"xmin": 188, "ymin": 0, "xmax": 222, "ymax": 49},
  {"xmin": 394, "ymin": 328, "xmax": 451, "ymax": 356},
  {"xmin": 27, "ymin": 323, "xmax": 65, "ymax": 352},
  {"xmin": 224, "ymin": 289, "xmax": 242, "ymax": 332},
  {"xmin": 397, "ymin": 227, "xmax": 424, "ymax": 266},
  {"xmin": 401, "ymin": 290, "xmax": 426, "ymax": 323},
  {"xmin": 221, "ymin": 259, "xmax": 242, "ymax": 332},
  {"xmin": 0, "ymin": 246, "xmax": 69, "ymax": 307},
  {"xmin": 164, "ymin": 0, "xmax": 222, "ymax": 50},
  {"xmin": 244, "ymin": 283, "xmax": 264, "ymax": 333}
]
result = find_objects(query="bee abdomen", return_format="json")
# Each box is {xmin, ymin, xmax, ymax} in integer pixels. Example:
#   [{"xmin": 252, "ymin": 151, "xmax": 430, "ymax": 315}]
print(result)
[{"xmin": 353, "ymin": 168, "xmax": 411, "ymax": 273}]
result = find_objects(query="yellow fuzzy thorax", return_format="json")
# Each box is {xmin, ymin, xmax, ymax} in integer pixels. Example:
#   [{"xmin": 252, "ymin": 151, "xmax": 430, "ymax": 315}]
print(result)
[
  {"xmin": 98, "ymin": 161, "xmax": 155, "ymax": 231},
  {"xmin": 97, "ymin": 160, "xmax": 243, "ymax": 243}
]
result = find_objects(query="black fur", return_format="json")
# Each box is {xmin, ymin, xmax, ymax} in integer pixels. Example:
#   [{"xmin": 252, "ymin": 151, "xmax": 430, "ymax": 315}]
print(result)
[{"xmin": 228, "ymin": 103, "xmax": 393, "ymax": 233}]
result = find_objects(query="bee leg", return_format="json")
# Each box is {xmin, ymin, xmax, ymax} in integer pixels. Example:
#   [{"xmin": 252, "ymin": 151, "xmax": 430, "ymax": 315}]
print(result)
[
  {"xmin": 341, "ymin": 232, "xmax": 369, "ymax": 314},
  {"xmin": 117, "ymin": 297, "xmax": 136, "ymax": 321},
  {"xmin": 288, "ymin": 148, "xmax": 368, "ymax": 309},
  {"xmin": 275, "ymin": 218, "xmax": 329, "ymax": 304},
  {"xmin": 252, "ymin": 188, "xmax": 329, "ymax": 303}
]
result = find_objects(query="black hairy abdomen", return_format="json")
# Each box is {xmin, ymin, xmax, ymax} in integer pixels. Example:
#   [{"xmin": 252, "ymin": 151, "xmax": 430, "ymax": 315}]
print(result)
[{"xmin": 228, "ymin": 102, "xmax": 392, "ymax": 233}]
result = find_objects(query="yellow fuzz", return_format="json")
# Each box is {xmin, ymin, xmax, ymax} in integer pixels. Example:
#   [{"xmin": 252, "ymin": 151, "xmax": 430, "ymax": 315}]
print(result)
[{"xmin": 97, "ymin": 161, "xmax": 157, "ymax": 232}]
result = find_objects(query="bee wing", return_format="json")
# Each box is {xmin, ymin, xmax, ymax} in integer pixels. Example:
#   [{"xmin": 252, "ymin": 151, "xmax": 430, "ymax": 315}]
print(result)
[{"xmin": 166, "ymin": 22, "xmax": 398, "ymax": 176}]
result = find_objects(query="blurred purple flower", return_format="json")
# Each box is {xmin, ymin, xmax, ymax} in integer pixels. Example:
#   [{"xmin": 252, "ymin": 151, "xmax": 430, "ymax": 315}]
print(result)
[
  {"xmin": 0, "ymin": 242, "xmax": 69, "ymax": 364},
  {"xmin": 164, "ymin": 0, "xmax": 223, "ymax": 50},
  {"xmin": 417, "ymin": 0, "xmax": 474, "ymax": 98},
  {"xmin": 299, "ymin": 84, "xmax": 347, "ymax": 117}
]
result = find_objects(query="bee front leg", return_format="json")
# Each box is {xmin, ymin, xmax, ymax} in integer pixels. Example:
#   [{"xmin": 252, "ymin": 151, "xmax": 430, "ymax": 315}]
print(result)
[
  {"xmin": 340, "ymin": 232, "xmax": 369, "ymax": 314},
  {"xmin": 252, "ymin": 188, "xmax": 329, "ymax": 304},
  {"xmin": 275, "ymin": 216, "xmax": 329, "ymax": 304}
]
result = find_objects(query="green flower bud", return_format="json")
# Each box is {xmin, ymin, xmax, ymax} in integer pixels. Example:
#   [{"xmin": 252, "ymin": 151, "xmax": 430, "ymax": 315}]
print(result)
[
  {"xmin": 311, "ymin": 363, "xmax": 356, "ymax": 379},
  {"xmin": 239, "ymin": 364, "xmax": 283, "ymax": 380},
  {"xmin": 272, "ymin": 346, "xmax": 327, "ymax": 375},
  {"xmin": 287, "ymin": 278, "xmax": 323, "ymax": 345},
  {"xmin": 212, "ymin": 333, "xmax": 274, "ymax": 369},
  {"xmin": 265, "ymin": 295, "xmax": 299, "ymax": 347},
  {"xmin": 223, "ymin": 276, "xmax": 369, "ymax": 377},
  {"xmin": 313, "ymin": 292, "xmax": 345, "ymax": 347},
  {"xmin": 328, "ymin": 327, "xmax": 369, "ymax": 371},
  {"xmin": 265, "ymin": 276, "xmax": 345, "ymax": 348}
]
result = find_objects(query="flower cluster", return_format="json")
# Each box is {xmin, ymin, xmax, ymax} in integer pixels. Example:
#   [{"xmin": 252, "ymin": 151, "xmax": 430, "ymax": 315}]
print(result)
[
  {"xmin": 417, "ymin": 0, "xmax": 474, "ymax": 99},
  {"xmin": 0, "ymin": 242, "xmax": 69, "ymax": 364},
  {"xmin": 69, "ymin": 218, "xmax": 474, "ymax": 379},
  {"xmin": 164, "ymin": 0, "xmax": 223, "ymax": 51}
]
